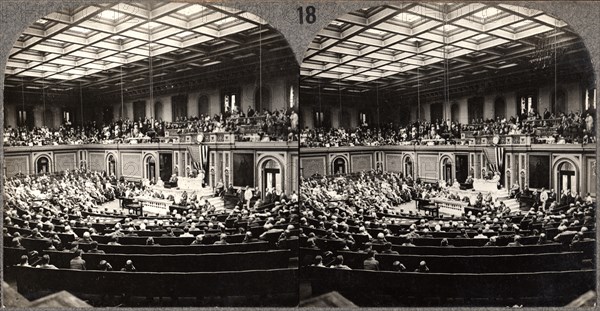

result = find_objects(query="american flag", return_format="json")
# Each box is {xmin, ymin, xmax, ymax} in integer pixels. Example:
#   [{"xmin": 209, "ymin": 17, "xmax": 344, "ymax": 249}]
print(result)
[{"xmin": 494, "ymin": 146, "xmax": 505, "ymax": 172}]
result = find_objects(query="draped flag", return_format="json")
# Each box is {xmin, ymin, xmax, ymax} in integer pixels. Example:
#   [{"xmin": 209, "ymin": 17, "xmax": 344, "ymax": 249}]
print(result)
[
  {"xmin": 192, "ymin": 161, "xmax": 201, "ymax": 171},
  {"xmin": 494, "ymin": 146, "xmax": 505, "ymax": 172},
  {"xmin": 200, "ymin": 145, "xmax": 209, "ymax": 166}
]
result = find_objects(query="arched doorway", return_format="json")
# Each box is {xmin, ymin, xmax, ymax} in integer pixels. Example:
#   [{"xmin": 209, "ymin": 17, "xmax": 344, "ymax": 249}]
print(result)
[
  {"xmin": 404, "ymin": 156, "xmax": 414, "ymax": 178},
  {"xmin": 36, "ymin": 156, "xmax": 51, "ymax": 174},
  {"xmin": 494, "ymin": 97, "xmax": 506, "ymax": 119},
  {"xmin": 557, "ymin": 161, "xmax": 577, "ymax": 194},
  {"xmin": 333, "ymin": 157, "xmax": 347, "ymax": 175},
  {"xmin": 455, "ymin": 154, "xmax": 469, "ymax": 183},
  {"xmin": 262, "ymin": 159, "xmax": 282, "ymax": 193},
  {"xmin": 145, "ymin": 155, "xmax": 157, "ymax": 182},
  {"xmin": 107, "ymin": 154, "xmax": 117, "ymax": 176},
  {"xmin": 441, "ymin": 157, "xmax": 453, "ymax": 184},
  {"xmin": 254, "ymin": 86, "xmax": 271, "ymax": 112}
]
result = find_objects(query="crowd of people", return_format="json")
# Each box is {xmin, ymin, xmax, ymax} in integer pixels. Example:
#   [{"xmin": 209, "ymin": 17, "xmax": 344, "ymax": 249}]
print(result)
[
  {"xmin": 167, "ymin": 106, "xmax": 298, "ymax": 142},
  {"xmin": 4, "ymin": 107, "xmax": 298, "ymax": 147},
  {"xmin": 300, "ymin": 108, "xmax": 596, "ymax": 147},
  {"xmin": 299, "ymin": 170, "xmax": 595, "ymax": 272},
  {"xmin": 4, "ymin": 168, "xmax": 300, "ymax": 272}
]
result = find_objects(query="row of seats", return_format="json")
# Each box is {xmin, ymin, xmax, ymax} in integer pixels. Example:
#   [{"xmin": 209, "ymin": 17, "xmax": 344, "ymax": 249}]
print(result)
[
  {"xmin": 14, "ymin": 266, "xmax": 298, "ymax": 302},
  {"xmin": 10, "ymin": 229, "xmax": 298, "ymax": 249},
  {"xmin": 301, "ymin": 266, "xmax": 595, "ymax": 306},
  {"xmin": 330, "ymin": 249, "xmax": 582, "ymax": 273},
  {"xmin": 7, "ymin": 248, "xmax": 291, "ymax": 272},
  {"xmin": 303, "ymin": 239, "xmax": 594, "ymax": 258}
]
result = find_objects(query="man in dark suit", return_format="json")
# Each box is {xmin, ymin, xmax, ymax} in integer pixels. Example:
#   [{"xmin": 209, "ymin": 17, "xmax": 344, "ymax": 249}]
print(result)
[
  {"xmin": 37, "ymin": 255, "xmax": 58, "ymax": 269},
  {"xmin": 415, "ymin": 260, "xmax": 430, "ymax": 272},
  {"xmin": 331, "ymin": 255, "xmax": 351, "ymax": 270},
  {"xmin": 381, "ymin": 242, "xmax": 399, "ymax": 255},
  {"xmin": 121, "ymin": 260, "xmax": 136, "ymax": 272},
  {"xmin": 543, "ymin": 108, "xmax": 551, "ymax": 119},
  {"xmin": 507, "ymin": 235, "xmax": 523, "ymax": 247},
  {"xmin": 213, "ymin": 233, "xmax": 229, "ymax": 245},
  {"xmin": 87, "ymin": 241, "xmax": 105, "ymax": 254},
  {"xmin": 69, "ymin": 249, "xmax": 86, "ymax": 270},
  {"xmin": 363, "ymin": 250, "xmax": 380, "ymax": 271}
]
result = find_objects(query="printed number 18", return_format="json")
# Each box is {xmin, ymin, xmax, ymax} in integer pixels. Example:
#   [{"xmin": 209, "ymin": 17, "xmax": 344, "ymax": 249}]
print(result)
[{"xmin": 298, "ymin": 6, "xmax": 316, "ymax": 24}]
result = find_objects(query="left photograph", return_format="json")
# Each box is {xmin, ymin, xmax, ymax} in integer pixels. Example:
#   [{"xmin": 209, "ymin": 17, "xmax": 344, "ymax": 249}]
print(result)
[{"xmin": 2, "ymin": 2, "xmax": 299, "ymax": 307}]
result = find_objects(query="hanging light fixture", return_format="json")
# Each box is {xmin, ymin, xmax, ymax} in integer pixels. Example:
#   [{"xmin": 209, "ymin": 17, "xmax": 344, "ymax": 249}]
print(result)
[
  {"xmin": 120, "ymin": 65, "xmax": 124, "ymax": 119},
  {"xmin": 338, "ymin": 78, "xmax": 344, "ymax": 127},
  {"xmin": 442, "ymin": 4, "xmax": 450, "ymax": 121},
  {"xmin": 259, "ymin": 22, "xmax": 262, "ymax": 113},
  {"xmin": 553, "ymin": 19, "xmax": 557, "ymax": 113},
  {"xmin": 416, "ymin": 40, "xmax": 421, "ymax": 121},
  {"xmin": 147, "ymin": 9, "xmax": 154, "ymax": 120},
  {"xmin": 376, "ymin": 84, "xmax": 380, "ymax": 128},
  {"xmin": 42, "ymin": 78, "xmax": 46, "ymax": 127},
  {"xmin": 21, "ymin": 77, "xmax": 25, "ymax": 128},
  {"xmin": 318, "ymin": 80, "xmax": 322, "ymax": 127},
  {"xmin": 79, "ymin": 81, "xmax": 83, "ymax": 126}
]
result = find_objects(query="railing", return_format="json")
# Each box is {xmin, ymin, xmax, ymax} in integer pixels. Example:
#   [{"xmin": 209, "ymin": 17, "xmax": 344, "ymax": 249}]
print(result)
[
  {"xmin": 135, "ymin": 196, "xmax": 173, "ymax": 215},
  {"xmin": 431, "ymin": 198, "xmax": 468, "ymax": 216}
]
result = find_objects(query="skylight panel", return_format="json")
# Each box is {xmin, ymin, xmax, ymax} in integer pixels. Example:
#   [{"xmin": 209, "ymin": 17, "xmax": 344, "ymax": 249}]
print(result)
[
  {"xmin": 141, "ymin": 22, "xmax": 162, "ymax": 30},
  {"xmin": 71, "ymin": 26, "xmax": 92, "ymax": 34},
  {"xmin": 364, "ymin": 28, "xmax": 386, "ymax": 36},
  {"xmin": 174, "ymin": 31, "xmax": 195, "ymax": 39},
  {"xmin": 97, "ymin": 9, "xmax": 125, "ymax": 22},
  {"xmin": 472, "ymin": 33, "xmax": 490, "ymax": 41},
  {"xmin": 393, "ymin": 12, "xmax": 420, "ymax": 24},
  {"xmin": 178, "ymin": 5, "xmax": 205, "ymax": 17},
  {"xmin": 214, "ymin": 17, "xmax": 238, "ymax": 26}
]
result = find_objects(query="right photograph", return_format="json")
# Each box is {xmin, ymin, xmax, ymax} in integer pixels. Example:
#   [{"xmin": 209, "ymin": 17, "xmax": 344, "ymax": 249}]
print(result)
[{"xmin": 298, "ymin": 3, "xmax": 596, "ymax": 307}]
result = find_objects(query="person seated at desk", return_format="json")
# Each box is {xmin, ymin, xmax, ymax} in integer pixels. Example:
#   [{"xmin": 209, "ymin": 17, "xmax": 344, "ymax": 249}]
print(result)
[
  {"xmin": 510, "ymin": 182, "xmax": 521, "ymax": 199},
  {"xmin": 402, "ymin": 238, "xmax": 416, "ymax": 247},
  {"xmin": 484, "ymin": 236, "xmax": 498, "ymax": 246},
  {"xmin": 215, "ymin": 182, "xmax": 225, "ymax": 197},
  {"xmin": 330, "ymin": 255, "xmax": 351, "ymax": 270},
  {"xmin": 380, "ymin": 242, "xmax": 399, "ymax": 255},
  {"xmin": 312, "ymin": 255, "xmax": 325, "ymax": 267},
  {"xmin": 243, "ymin": 232, "xmax": 258, "ymax": 243},
  {"xmin": 69, "ymin": 249, "xmax": 86, "ymax": 270},
  {"xmin": 167, "ymin": 174, "xmax": 178, "ymax": 188},
  {"xmin": 415, "ymin": 261, "xmax": 430, "ymax": 273},
  {"xmin": 98, "ymin": 260, "xmax": 113, "ymax": 271},
  {"xmin": 465, "ymin": 175, "xmax": 474, "ymax": 186},
  {"xmin": 440, "ymin": 238, "xmax": 454, "ymax": 247},
  {"xmin": 107, "ymin": 236, "xmax": 121, "ymax": 245},
  {"xmin": 363, "ymin": 250, "xmax": 380, "ymax": 271},
  {"xmin": 121, "ymin": 260, "xmax": 136, "ymax": 272},
  {"xmin": 17, "ymin": 255, "xmax": 31, "ymax": 267},
  {"xmin": 507, "ymin": 235, "xmax": 523, "ymax": 247},
  {"xmin": 162, "ymin": 228, "xmax": 176, "ymax": 237},
  {"xmin": 179, "ymin": 191, "xmax": 188, "ymax": 206},
  {"xmin": 87, "ymin": 241, "xmax": 105, "ymax": 254},
  {"xmin": 190, "ymin": 234, "xmax": 204, "ymax": 245},
  {"xmin": 37, "ymin": 255, "xmax": 59, "ymax": 270},
  {"xmin": 392, "ymin": 261, "xmax": 407, "ymax": 272},
  {"xmin": 226, "ymin": 183, "xmax": 236, "ymax": 195},
  {"xmin": 213, "ymin": 233, "xmax": 229, "ymax": 245}
]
